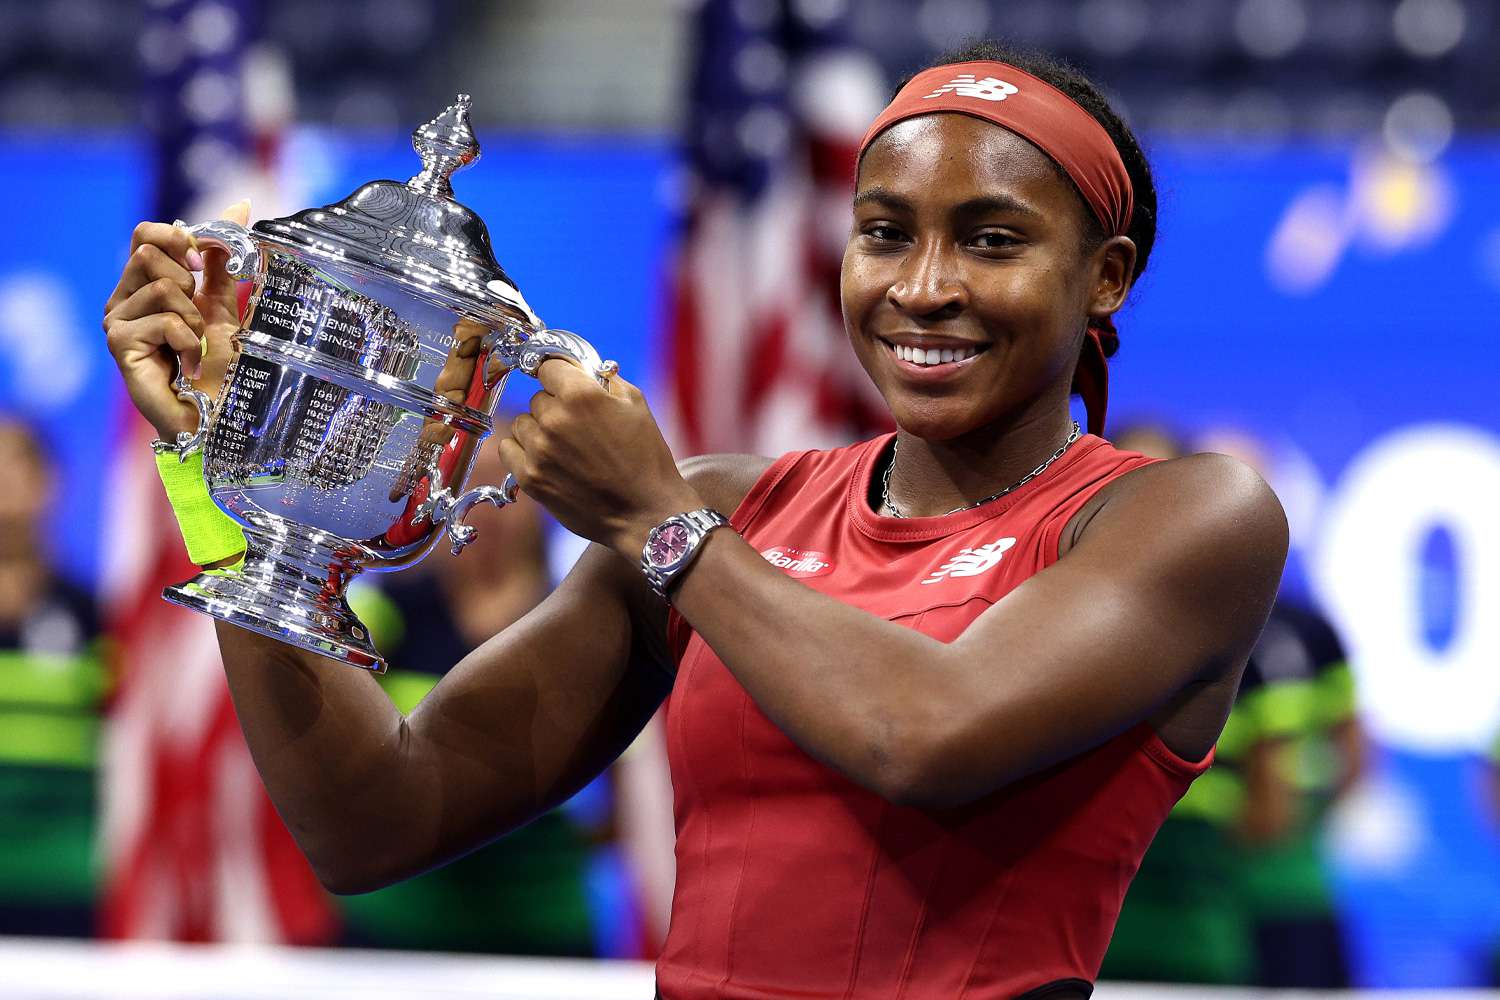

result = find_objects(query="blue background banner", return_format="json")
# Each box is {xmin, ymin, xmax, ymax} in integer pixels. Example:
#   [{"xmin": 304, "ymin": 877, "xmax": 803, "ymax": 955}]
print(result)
[{"xmin": 6, "ymin": 132, "xmax": 1498, "ymax": 985}]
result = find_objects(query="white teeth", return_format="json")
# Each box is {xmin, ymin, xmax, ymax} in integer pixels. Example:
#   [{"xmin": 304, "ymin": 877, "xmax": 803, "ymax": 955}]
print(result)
[{"xmin": 889, "ymin": 342, "xmax": 979, "ymax": 366}]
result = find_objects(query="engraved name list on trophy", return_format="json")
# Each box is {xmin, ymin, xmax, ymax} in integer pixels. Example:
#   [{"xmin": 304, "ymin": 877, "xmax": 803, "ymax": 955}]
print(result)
[{"xmin": 160, "ymin": 94, "xmax": 619, "ymax": 671}]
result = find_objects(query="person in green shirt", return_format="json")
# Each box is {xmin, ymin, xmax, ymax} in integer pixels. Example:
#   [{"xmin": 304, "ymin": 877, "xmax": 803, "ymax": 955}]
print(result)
[
  {"xmin": 0, "ymin": 416, "xmax": 109, "ymax": 935},
  {"xmin": 1234, "ymin": 598, "xmax": 1362, "ymax": 986}
]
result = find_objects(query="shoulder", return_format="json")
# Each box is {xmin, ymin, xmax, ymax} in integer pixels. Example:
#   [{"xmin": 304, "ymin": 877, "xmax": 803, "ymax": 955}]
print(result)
[
  {"xmin": 678, "ymin": 453, "xmax": 776, "ymax": 516},
  {"xmin": 1072, "ymin": 453, "xmax": 1289, "ymax": 746},
  {"xmin": 1068, "ymin": 451, "xmax": 1288, "ymax": 644},
  {"xmin": 1089, "ymin": 450, "xmax": 1287, "ymax": 553}
]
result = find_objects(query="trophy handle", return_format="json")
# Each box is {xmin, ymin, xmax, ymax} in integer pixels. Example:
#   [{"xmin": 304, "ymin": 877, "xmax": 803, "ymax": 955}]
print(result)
[
  {"xmin": 173, "ymin": 219, "xmax": 261, "ymax": 281},
  {"xmin": 416, "ymin": 475, "xmax": 520, "ymax": 555},
  {"xmin": 159, "ymin": 219, "xmax": 251, "ymax": 460},
  {"xmin": 417, "ymin": 328, "xmax": 618, "ymax": 554},
  {"xmin": 492, "ymin": 327, "xmax": 619, "ymax": 389},
  {"xmin": 165, "ymin": 370, "xmax": 214, "ymax": 459}
]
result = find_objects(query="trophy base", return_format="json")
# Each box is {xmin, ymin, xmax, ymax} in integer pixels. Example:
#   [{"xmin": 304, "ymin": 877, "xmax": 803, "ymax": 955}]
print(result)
[{"xmin": 163, "ymin": 526, "xmax": 385, "ymax": 672}]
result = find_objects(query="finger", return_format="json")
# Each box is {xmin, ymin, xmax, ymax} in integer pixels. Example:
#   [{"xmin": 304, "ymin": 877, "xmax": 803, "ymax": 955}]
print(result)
[
  {"xmin": 510, "ymin": 411, "xmax": 542, "ymax": 452},
  {"xmin": 417, "ymin": 417, "xmax": 456, "ymax": 450},
  {"xmin": 128, "ymin": 221, "xmax": 202, "ymax": 273},
  {"xmin": 221, "ymin": 198, "xmax": 250, "ymax": 227},
  {"xmin": 535, "ymin": 357, "xmax": 592, "ymax": 398},
  {"xmin": 197, "ymin": 246, "xmax": 241, "ymax": 312},
  {"xmin": 602, "ymin": 368, "xmax": 639, "ymax": 400},
  {"xmin": 108, "ymin": 314, "xmax": 204, "ymax": 377},
  {"xmin": 198, "ymin": 199, "xmax": 252, "ymax": 310},
  {"xmin": 106, "ymin": 276, "xmax": 206, "ymax": 334},
  {"xmin": 495, "ymin": 436, "xmax": 528, "ymax": 484},
  {"xmin": 107, "ymin": 243, "xmax": 197, "ymax": 314},
  {"xmin": 452, "ymin": 318, "xmax": 487, "ymax": 358},
  {"xmin": 528, "ymin": 387, "xmax": 559, "ymax": 423}
]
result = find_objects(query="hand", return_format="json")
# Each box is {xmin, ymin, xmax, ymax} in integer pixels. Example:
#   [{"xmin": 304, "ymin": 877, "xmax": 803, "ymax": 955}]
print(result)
[
  {"xmin": 497, "ymin": 360, "xmax": 703, "ymax": 557},
  {"xmin": 103, "ymin": 200, "xmax": 250, "ymax": 440}
]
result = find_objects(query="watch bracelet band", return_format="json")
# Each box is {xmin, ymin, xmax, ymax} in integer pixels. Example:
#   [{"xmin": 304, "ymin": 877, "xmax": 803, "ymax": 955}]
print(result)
[
  {"xmin": 641, "ymin": 507, "xmax": 730, "ymax": 598},
  {"xmin": 154, "ymin": 447, "xmax": 248, "ymax": 567}
]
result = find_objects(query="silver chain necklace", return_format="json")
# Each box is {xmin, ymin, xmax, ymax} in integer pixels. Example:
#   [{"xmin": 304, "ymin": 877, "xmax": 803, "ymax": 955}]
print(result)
[{"xmin": 880, "ymin": 421, "xmax": 1082, "ymax": 518}]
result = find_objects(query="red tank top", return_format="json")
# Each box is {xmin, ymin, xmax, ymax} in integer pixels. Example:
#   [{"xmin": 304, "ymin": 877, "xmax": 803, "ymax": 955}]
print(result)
[{"xmin": 657, "ymin": 433, "xmax": 1213, "ymax": 999}]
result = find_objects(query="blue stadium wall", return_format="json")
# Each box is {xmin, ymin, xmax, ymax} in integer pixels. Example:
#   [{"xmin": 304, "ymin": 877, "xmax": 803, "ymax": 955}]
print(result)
[{"xmin": 3, "ymin": 131, "xmax": 1499, "ymax": 985}]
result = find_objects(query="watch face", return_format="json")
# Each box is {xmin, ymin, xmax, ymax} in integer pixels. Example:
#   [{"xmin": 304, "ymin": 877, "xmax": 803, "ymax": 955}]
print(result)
[{"xmin": 647, "ymin": 523, "xmax": 691, "ymax": 568}]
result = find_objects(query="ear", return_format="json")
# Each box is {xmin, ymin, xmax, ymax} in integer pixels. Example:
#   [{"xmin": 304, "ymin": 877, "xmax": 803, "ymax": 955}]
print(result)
[{"xmin": 1087, "ymin": 235, "xmax": 1137, "ymax": 321}]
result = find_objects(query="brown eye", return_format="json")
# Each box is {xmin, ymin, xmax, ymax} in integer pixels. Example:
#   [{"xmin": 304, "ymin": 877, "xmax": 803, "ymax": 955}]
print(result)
[
  {"xmin": 863, "ymin": 225, "xmax": 907, "ymax": 244},
  {"xmin": 970, "ymin": 232, "xmax": 1020, "ymax": 250}
]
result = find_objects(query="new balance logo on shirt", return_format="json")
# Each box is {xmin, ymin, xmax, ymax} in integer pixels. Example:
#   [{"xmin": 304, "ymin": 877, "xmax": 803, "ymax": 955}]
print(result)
[
  {"xmin": 922, "ymin": 75, "xmax": 1019, "ymax": 102},
  {"xmin": 922, "ymin": 538, "xmax": 1017, "ymax": 585}
]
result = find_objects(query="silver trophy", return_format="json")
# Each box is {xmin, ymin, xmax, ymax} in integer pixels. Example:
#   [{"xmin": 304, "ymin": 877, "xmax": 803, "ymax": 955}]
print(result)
[{"xmin": 162, "ymin": 95, "xmax": 615, "ymax": 672}]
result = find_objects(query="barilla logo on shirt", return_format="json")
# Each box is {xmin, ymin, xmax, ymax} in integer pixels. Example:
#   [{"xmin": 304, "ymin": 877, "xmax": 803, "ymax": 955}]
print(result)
[{"xmin": 760, "ymin": 545, "xmax": 835, "ymax": 578}]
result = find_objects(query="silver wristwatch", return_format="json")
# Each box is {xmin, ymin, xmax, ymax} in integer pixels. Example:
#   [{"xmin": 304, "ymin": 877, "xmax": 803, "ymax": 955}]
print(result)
[{"xmin": 641, "ymin": 508, "xmax": 730, "ymax": 598}]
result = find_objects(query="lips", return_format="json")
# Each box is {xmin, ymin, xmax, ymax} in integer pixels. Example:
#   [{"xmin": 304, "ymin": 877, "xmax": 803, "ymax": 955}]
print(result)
[
  {"xmin": 889, "ymin": 342, "xmax": 980, "ymax": 366},
  {"xmin": 879, "ymin": 336, "xmax": 989, "ymax": 373}
]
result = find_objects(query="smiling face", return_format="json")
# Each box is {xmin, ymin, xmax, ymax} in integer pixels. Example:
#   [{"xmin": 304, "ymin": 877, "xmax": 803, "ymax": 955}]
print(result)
[{"xmin": 842, "ymin": 113, "xmax": 1129, "ymax": 442}]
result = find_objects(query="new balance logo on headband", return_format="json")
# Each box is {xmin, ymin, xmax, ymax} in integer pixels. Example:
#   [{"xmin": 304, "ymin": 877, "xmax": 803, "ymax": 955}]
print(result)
[{"xmin": 921, "ymin": 75, "xmax": 1019, "ymax": 102}]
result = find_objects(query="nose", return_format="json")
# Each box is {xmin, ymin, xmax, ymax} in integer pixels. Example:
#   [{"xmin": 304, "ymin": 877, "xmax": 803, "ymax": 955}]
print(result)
[{"xmin": 887, "ymin": 240, "xmax": 967, "ymax": 319}]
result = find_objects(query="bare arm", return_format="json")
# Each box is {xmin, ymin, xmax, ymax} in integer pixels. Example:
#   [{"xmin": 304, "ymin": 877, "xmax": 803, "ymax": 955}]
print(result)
[
  {"xmin": 217, "ymin": 544, "xmax": 670, "ymax": 893},
  {"xmin": 500, "ymin": 362, "xmax": 1288, "ymax": 812},
  {"xmin": 1238, "ymin": 736, "xmax": 1295, "ymax": 844},
  {"xmin": 217, "ymin": 458, "xmax": 765, "ymax": 895},
  {"xmin": 666, "ymin": 454, "xmax": 1286, "ymax": 807}
]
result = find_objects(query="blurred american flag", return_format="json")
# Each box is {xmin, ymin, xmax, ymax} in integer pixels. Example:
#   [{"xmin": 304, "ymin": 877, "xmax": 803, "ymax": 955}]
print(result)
[
  {"xmin": 98, "ymin": 0, "xmax": 332, "ymax": 945},
  {"xmin": 617, "ymin": 0, "xmax": 892, "ymax": 952},
  {"xmin": 661, "ymin": 0, "xmax": 891, "ymax": 456}
]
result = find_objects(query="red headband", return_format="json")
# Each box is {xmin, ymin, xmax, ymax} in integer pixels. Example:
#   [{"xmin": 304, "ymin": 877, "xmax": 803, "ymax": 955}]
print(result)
[{"xmin": 859, "ymin": 61, "xmax": 1133, "ymax": 436}]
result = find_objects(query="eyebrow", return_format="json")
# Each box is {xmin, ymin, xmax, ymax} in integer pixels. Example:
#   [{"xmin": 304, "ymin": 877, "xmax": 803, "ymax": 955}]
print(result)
[{"xmin": 852, "ymin": 186, "xmax": 1044, "ymax": 221}]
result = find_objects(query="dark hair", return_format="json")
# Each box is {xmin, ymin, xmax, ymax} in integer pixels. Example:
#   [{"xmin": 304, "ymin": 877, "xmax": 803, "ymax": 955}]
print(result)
[{"xmin": 886, "ymin": 41, "xmax": 1159, "ymax": 357}]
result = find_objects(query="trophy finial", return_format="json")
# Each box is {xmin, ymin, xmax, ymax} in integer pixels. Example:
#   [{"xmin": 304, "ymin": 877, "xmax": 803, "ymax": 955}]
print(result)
[{"xmin": 407, "ymin": 94, "xmax": 480, "ymax": 198}]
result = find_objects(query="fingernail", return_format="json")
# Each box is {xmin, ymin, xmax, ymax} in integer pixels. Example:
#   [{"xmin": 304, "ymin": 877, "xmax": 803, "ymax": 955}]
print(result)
[{"xmin": 186, "ymin": 249, "xmax": 205, "ymax": 271}]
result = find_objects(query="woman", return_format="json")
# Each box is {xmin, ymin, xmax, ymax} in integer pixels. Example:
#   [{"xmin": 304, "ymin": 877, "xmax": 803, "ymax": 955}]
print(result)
[{"xmin": 104, "ymin": 42, "xmax": 1286, "ymax": 999}]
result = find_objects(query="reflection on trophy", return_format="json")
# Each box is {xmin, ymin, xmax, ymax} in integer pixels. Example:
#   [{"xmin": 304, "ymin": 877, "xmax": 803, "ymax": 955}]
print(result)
[{"xmin": 161, "ymin": 95, "xmax": 616, "ymax": 672}]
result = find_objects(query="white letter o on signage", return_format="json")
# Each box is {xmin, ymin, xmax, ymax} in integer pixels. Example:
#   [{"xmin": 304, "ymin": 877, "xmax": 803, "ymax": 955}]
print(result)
[{"xmin": 1313, "ymin": 424, "xmax": 1500, "ymax": 753}]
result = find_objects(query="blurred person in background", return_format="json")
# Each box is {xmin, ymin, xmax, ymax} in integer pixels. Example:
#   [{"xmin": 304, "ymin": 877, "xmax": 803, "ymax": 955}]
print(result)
[
  {"xmin": 338, "ymin": 439, "xmax": 610, "ymax": 957},
  {"xmin": 0, "ymin": 416, "xmax": 108, "ymax": 936},
  {"xmin": 1103, "ymin": 422, "xmax": 1362, "ymax": 988}
]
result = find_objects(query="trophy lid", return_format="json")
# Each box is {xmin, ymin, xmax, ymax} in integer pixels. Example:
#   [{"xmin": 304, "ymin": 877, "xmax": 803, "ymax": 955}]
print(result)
[{"xmin": 253, "ymin": 95, "xmax": 539, "ymax": 328}]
